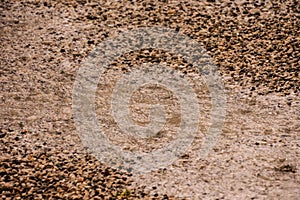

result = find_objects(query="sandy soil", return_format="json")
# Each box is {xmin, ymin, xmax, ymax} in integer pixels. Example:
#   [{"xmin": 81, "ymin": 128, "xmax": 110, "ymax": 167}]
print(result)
[{"xmin": 1, "ymin": 0, "xmax": 299, "ymax": 199}]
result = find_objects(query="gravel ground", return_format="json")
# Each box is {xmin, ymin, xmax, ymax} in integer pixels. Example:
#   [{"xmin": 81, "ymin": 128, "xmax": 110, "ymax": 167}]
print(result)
[{"xmin": 1, "ymin": 0, "xmax": 299, "ymax": 199}]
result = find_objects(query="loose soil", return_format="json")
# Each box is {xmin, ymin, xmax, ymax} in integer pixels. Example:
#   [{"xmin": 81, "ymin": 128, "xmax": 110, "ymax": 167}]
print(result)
[{"xmin": 1, "ymin": 0, "xmax": 299, "ymax": 199}]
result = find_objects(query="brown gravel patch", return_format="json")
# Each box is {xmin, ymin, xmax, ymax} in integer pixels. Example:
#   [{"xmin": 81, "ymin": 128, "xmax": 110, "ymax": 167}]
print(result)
[{"xmin": 1, "ymin": 0, "xmax": 299, "ymax": 199}]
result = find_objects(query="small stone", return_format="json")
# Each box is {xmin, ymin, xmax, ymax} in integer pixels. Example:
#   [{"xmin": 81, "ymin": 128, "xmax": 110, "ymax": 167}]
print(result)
[
  {"xmin": 78, "ymin": 177, "xmax": 84, "ymax": 182},
  {"xmin": 0, "ymin": 132, "xmax": 6, "ymax": 138}
]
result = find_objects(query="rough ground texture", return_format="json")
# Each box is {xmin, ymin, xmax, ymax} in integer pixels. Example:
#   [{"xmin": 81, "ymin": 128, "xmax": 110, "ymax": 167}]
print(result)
[{"xmin": 1, "ymin": 0, "xmax": 299, "ymax": 199}]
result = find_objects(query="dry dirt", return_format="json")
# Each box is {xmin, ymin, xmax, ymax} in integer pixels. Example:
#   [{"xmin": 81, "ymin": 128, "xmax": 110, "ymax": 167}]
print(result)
[{"xmin": 1, "ymin": 0, "xmax": 299, "ymax": 199}]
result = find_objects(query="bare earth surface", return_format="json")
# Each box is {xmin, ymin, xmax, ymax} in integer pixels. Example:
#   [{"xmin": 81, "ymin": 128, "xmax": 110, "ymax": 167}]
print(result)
[{"xmin": 1, "ymin": 0, "xmax": 299, "ymax": 199}]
